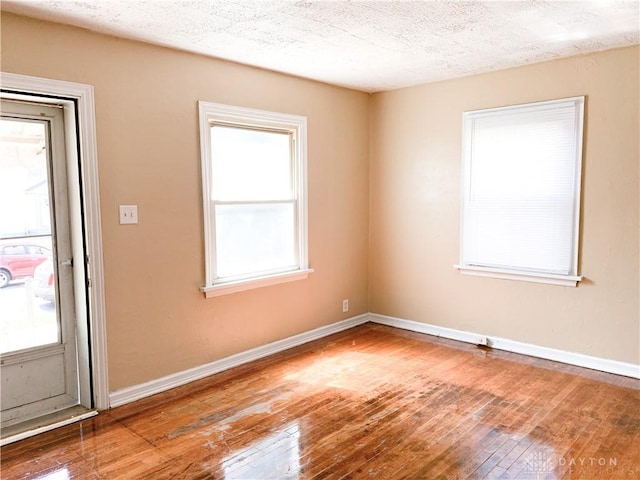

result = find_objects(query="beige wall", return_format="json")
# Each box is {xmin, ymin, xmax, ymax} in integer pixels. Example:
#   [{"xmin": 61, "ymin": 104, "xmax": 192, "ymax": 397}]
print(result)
[
  {"xmin": 370, "ymin": 46, "xmax": 639, "ymax": 364},
  {"xmin": 2, "ymin": 12, "xmax": 638, "ymax": 393},
  {"xmin": 1, "ymin": 13, "xmax": 371, "ymax": 391}
]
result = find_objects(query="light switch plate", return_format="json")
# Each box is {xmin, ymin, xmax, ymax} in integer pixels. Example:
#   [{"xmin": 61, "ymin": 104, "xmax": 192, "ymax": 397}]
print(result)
[{"xmin": 119, "ymin": 205, "xmax": 138, "ymax": 224}]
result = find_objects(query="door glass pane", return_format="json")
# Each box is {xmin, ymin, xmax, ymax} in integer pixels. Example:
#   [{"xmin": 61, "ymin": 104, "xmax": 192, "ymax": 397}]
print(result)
[
  {"xmin": 0, "ymin": 118, "xmax": 59, "ymax": 353},
  {"xmin": 215, "ymin": 202, "xmax": 296, "ymax": 279}
]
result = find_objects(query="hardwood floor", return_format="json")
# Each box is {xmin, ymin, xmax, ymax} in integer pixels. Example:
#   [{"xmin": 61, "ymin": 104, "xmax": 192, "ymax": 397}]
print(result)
[{"xmin": 2, "ymin": 324, "xmax": 639, "ymax": 479}]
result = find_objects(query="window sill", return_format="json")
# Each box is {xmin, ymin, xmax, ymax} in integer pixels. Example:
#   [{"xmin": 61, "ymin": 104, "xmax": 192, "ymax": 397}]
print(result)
[
  {"xmin": 453, "ymin": 265, "xmax": 582, "ymax": 287},
  {"xmin": 200, "ymin": 268, "xmax": 314, "ymax": 298}
]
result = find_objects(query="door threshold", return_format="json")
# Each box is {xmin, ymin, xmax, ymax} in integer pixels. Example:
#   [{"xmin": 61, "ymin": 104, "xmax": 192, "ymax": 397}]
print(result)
[{"xmin": 1, "ymin": 406, "xmax": 98, "ymax": 446}]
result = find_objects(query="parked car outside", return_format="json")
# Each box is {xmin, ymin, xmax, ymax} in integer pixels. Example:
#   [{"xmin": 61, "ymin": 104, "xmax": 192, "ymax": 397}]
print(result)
[
  {"xmin": 0, "ymin": 244, "xmax": 51, "ymax": 288},
  {"xmin": 34, "ymin": 258, "xmax": 55, "ymax": 302}
]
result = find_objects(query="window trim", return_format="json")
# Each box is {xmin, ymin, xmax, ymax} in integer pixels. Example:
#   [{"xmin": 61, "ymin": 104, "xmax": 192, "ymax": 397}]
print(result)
[
  {"xmin": 454, "ymin": 96, "xmax": 585, "ymax": 287},
  {"xmin": 453, "ymin": 265, "xmax": 582, "ymax": 287},
  {"xmin": 198, "ymin": 101, "xmax": 312, "ymax": 297}
]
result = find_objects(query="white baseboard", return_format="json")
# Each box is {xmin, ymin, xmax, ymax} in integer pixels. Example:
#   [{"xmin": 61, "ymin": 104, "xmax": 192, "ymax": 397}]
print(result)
[
  {"xmin": 109, "ymin": 314, "xmax": 369, "ymax": 408},
  {"xmin": 368, "ymin": 313, "xmax": 640, "ymax": 379},
  {"xmin": 109, "ymin": 311, "xmax": 638, "ymax": 408}
]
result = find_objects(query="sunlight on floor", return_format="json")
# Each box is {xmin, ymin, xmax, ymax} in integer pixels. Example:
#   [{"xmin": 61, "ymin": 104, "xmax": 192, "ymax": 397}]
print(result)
[{"xmin": 283, "ymin": 351, "xmax": 392, "ymax": 392}]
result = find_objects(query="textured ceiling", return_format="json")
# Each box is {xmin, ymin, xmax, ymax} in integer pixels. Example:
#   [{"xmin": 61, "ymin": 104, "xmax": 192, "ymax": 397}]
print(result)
[{"xmin": 3, "ymin": 0, "xmax": 639, "ymax": 92}]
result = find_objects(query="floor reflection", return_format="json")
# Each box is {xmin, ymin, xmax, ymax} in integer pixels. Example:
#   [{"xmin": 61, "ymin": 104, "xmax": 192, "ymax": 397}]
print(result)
[
  {"xmin": 34, "ymin": 468, "xmax": 69, "ymax": 480},
  {"xmin": 223, "ymin": 423, "xmax": 301, "ymax": 479}
]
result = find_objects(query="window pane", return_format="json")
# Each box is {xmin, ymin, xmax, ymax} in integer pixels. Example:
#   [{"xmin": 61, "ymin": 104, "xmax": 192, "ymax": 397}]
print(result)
[
  {"xmin": 470, "ymin": 111, "xmax": 577, "ymax": 201},
  {"xmin": 0, "ymin": 118, "xmax": 58, "ymax": 353},
  {"xmin": 215, "ymin": 203, "xmax": 296, "ymax": 279},
  {"xmin": 211, "ymin": 126, "xmax": 292, "ymax": 201},
  {"xmin": 465, "ymin": 200, "xmax": 574, "ymax": 274},
  {"xmin": 0, "ymin": 119, "xmax": 52, "ymax": 239}
]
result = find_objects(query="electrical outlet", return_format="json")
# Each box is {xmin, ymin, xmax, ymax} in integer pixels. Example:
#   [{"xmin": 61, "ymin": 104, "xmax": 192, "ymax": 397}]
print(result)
[{"xmin": 342, "ymin": 299, "xmax": 349, "ymax": 313}]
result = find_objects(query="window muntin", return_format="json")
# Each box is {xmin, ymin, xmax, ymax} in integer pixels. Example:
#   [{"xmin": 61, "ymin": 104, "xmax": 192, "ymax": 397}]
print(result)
[
  {"xmin": 456, "ymin": 97, "xmax": 584, "ymax": 286},
  {"xmin": 199, "ymin": 102, "xmax": 310, "ymax": 296}
]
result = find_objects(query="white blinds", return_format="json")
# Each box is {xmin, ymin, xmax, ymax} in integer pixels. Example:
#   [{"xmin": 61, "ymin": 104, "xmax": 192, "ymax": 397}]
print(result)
[{"xmin": 460, "ymin": 97, "xmax": 584, "ymax": 277}]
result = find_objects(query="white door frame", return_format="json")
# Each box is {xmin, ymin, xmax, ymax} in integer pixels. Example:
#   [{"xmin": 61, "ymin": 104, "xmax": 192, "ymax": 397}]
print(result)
[{"xmin": 1, "ymin": 72, "xmax": 109, "ymax": 411}]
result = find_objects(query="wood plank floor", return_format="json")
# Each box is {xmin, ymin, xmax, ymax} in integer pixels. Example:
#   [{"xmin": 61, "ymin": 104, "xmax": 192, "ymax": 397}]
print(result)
[{"xmin": 2, "ymin": 324, "xmax": 639, "ymax": 479}]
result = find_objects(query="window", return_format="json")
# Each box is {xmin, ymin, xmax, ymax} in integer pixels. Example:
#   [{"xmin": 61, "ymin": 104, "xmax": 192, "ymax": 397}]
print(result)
[
  {"xmin": 199, "ymin": 102, "xmax": 312, "ymax": 297},
  {"xmin": 3, "ymin": 246, "xmax": 26, "ymax": 255},
  {"xmin": 455, "ymin": 96, "xmax": 585, "ymax": 286}
]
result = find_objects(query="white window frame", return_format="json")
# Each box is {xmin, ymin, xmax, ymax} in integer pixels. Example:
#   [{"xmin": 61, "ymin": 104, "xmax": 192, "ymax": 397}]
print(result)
[
  {"xmin": 198, "ymin": 101, "xmax": 312, "ymax": 298},
  {"xmin": 455, "ymin": 96, "xmax": 585, "ymax": 287}
]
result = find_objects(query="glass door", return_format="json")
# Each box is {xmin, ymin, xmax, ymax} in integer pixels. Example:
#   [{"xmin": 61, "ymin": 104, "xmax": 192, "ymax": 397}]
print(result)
[{"xmin": 0, "ymin": 99, "xmax": 80, "ymax": 430}]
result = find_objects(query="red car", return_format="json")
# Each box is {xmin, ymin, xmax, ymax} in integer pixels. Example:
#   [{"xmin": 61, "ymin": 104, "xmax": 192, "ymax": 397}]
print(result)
[{"xmin": 0, "ymin": 244, "xmax": 51, "ymax": 288}]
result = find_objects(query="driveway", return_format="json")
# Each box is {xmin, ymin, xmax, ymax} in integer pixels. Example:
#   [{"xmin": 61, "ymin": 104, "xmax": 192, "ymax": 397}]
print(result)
[{"xmin": 0, "ymin": 280, "xmax": 57, "ymax": 354}]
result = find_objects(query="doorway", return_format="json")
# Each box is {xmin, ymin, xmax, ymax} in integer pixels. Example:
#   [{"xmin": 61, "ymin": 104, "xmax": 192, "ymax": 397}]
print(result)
[
  {"xmin": 0, "ymin": 99, "xmax": 86, "ymax": 431},
  {"xmin": 0, "ymin": 73, "xmax": 108, "ymax": 444}
]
